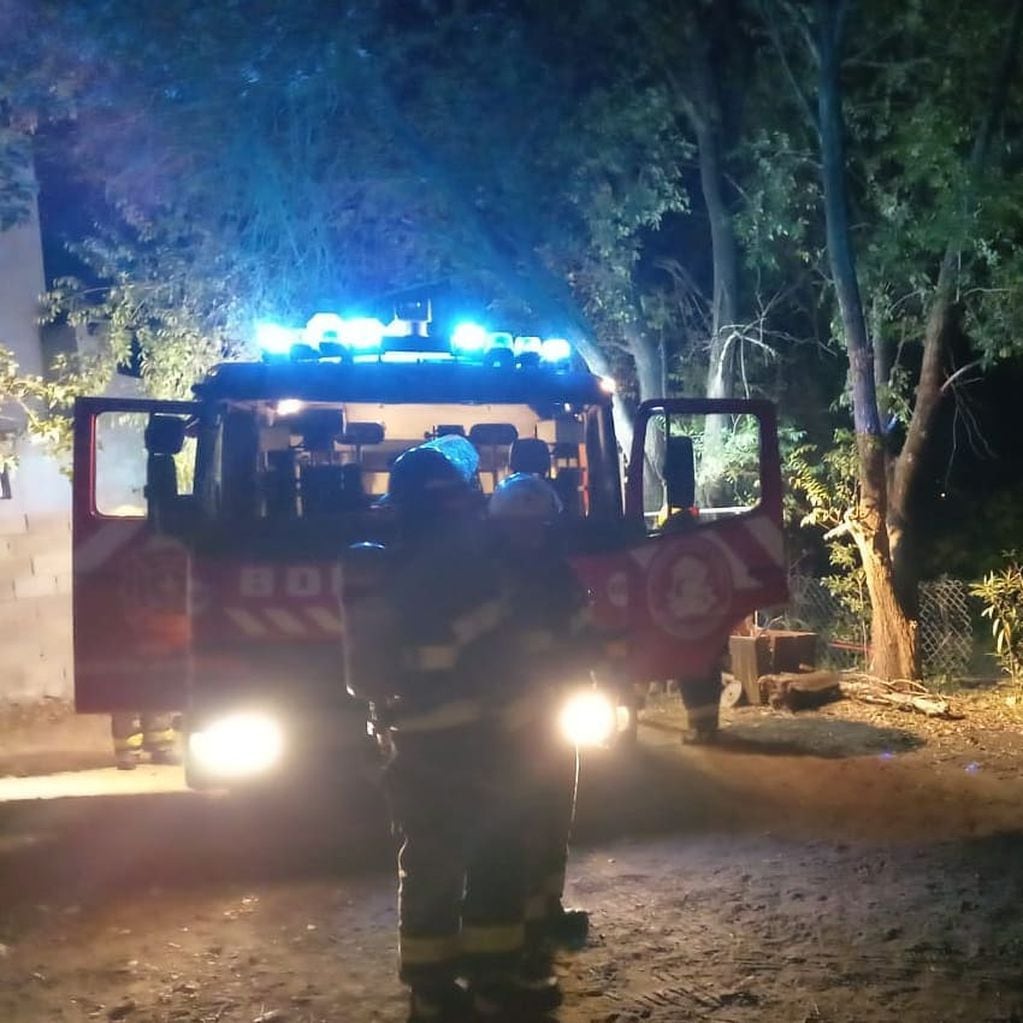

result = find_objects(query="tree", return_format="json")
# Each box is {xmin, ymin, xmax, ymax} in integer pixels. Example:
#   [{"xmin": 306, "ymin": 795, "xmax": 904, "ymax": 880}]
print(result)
[
  {"xmin": 762, "ymin": 0, "xmax": 1023, "ymax": 677},
  {"xmin": 20, "ymin": 1, "xmax": 698, "ymax": 457}
]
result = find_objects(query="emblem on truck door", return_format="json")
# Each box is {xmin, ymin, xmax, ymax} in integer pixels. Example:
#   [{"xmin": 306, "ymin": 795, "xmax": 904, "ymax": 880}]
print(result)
[{"xmin": 646, "ymin": 535, "xmax": 733, "ymax": 641}]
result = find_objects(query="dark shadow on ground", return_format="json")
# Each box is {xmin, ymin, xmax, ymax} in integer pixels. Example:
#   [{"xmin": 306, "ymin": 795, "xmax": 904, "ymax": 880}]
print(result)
[
  {"xmin": 712, "ymin": 715, "xmax": 923, "ymax": 758},
  {"xmin": 0, "ymin": 715, "xmax": 929, "ymax": 910}
]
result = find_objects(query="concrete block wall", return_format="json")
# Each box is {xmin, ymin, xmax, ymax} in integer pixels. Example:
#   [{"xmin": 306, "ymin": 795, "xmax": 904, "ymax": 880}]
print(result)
[
  {"xmin": 0, "ymin": 445, "xmax": 73, "ymax": 702},
  {"xmin": 1, "ymin": 175, "xmax": 75, "ymax": 704}
]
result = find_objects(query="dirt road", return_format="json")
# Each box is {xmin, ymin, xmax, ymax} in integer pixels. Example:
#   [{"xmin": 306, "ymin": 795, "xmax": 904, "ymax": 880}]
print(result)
[{"xmin": 2, "ymin": 695, "xmax": 1023, "ymax": 1022}]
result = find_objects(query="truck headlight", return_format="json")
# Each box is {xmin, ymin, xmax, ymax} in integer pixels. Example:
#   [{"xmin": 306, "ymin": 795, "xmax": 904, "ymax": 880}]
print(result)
[
  {"xmin": 188, "ymin": 711, "xmax": 284, "ymax": 778},
  {"xmin": 558, "ymin": 690, "xmax": 617, "ymax": 748}
]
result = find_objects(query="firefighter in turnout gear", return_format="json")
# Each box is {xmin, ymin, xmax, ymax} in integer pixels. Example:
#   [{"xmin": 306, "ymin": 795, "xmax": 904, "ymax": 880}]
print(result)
[
  {"xmin": 111, "ymin": 712, "xmax": 180, "ymax": 770},
  {"xmin": 487, "ymin": 472, "xmax": 602, "ymax": 952},
  {"xmin": 342, "ymin": 438, "xmax": 558, "ymax": 1022}
]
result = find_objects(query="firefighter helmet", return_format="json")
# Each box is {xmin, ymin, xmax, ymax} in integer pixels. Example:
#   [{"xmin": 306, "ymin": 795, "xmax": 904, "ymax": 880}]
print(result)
[
  {"xmin": 489, "ymin": 472, "xmax": 563, "ymax": 522},
  {"xmin": 387, "ymin": 444, "xmax": 472, "ymax": 511}
]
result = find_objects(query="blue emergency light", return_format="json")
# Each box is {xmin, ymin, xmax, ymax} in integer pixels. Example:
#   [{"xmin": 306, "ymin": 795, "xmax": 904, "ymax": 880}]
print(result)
[
  {"xmin": 255, "ymin": 322, "xmax": 304, "ymax": 355},
  {"xmin": 450, "ymin": 321, "xmax": 490, "ymax": 353},
  {"xmin": 255, "ymin": 313, "xmax": 575, "ymax": 366}
]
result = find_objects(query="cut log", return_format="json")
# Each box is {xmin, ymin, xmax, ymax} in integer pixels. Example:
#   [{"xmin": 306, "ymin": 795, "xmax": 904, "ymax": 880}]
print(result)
[{"xmin": 757, "ymin": 670, "xmax": 841, "ymax": 711}]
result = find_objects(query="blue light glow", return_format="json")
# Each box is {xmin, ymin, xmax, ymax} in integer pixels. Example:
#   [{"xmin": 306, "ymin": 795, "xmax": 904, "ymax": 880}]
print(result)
[
  {"xmin": 451, "ymin": 322, "xmax": 489, "ymax": 353},
  {"xmin": 305, "ymin": 312, "xmax": 347, "ymax": 346},
  {"xmin": 513, "ymin": 336, "xmax": 543, "ymax": 356},
  {"xmin": 256, "ymin": 322, "xmax": 301, "ymax": 355},
  {"xmin": 541, "ymin": 337, "xmax": 572, "ymax": 363},
  {"xmin": 339, "ymin": 317, "xmax": 386, "ymax": 350}
]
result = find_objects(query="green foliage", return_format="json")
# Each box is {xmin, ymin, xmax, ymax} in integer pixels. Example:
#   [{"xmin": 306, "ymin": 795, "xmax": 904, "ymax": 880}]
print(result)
[
  {"xmin": 786, "ymin": 430, "xmax": 869, "ymax": 627},
  {"xmin": 970, "ymin": 553, "xmax": 1023, "ymax": 682},
  {"xmin": 0, "ymin": 1, "xmax": 80, "ymax": 228},
  {"xmin": 0, "ymin": 342, "xmax": 103, "ymax": 453},
  {"xmin": 43, "ymin": 218, "xmax": 251, "ymax": 403},
  {"xmin": 10, "ymin": 0, "xmax": 699, "ymax": 408}
]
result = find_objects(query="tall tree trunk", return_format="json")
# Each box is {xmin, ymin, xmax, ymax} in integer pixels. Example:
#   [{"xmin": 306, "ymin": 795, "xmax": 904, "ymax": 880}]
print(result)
[
  {"xmin": 692, "ymin": 66, "xmax": 740, "ymax": 400},
  {"xmin": 626, "ymin": 324, "xmax": 669, "ymax": 510},
  {"xmin": 815, "ymin": 0, "xmax": 917, "ymax": 679},
  {"xmin": 688, "ymin": 15, "xmax": 743, "ymax": 504}
]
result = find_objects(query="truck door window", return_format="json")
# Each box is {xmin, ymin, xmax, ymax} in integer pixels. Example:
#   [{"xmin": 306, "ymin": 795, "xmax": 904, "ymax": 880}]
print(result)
[
  {"xmin": 95, "ymin": 412, "xmax": 195, "ymax": 517},
  {"xmin": 95, "ymin": 412, "xmax": 147, "ymax": 516},
  {"xmin": 642, "ymin": 412, "xmax": 762, "ymax": 530}
]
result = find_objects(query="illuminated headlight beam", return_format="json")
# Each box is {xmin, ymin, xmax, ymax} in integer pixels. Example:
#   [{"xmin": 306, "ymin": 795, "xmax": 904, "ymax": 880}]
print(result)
[
  {"xmin": 558, "ymin": 690, "xmax": 617, "ymax": 748},
  {"xmin": 188, "ymin": 712, "xmax": 284, "ymax": 779}
]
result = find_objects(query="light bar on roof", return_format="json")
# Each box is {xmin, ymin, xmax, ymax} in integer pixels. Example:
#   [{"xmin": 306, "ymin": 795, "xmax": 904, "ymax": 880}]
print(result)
[
  {"xmin": 256, "ymin": 322, "xmax": 303, "ymax": 355},
  {"xmin": 257, "ymin": 311, "xmax": 578, "ymax": 364},
  {"xmin": 451, "ymin": 321, "xmax": 489, "ymax": 353},
  {"xmin": 450, "ymin": 324, "xmax": 574, "ymax": 364}
]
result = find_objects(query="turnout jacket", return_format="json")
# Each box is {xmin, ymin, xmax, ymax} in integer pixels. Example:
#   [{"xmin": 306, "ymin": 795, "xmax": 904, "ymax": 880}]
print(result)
[{"xmin": 341, "ymin": 519, "xmax": 511, "ymax": 732}]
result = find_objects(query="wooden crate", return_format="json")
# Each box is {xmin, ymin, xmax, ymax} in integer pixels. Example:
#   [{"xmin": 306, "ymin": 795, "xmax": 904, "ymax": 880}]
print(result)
[
  {"xmin": 727, "ymin": 634, "xmax": 771, "ymax": 705},
  {"xmin": 764, "ymin": 630, "xmax": 818, "ymax": 673}
]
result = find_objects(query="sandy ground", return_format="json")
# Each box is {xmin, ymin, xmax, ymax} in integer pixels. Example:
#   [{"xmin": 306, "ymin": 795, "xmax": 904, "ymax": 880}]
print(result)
[{"xmin": 1, "ymin": 688, "xmax": 1022, "ymax": 1022}]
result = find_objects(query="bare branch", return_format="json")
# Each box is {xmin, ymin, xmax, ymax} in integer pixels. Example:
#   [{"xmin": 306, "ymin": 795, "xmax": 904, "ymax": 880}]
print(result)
[
  {"xmin": 824, "ymin": 519, "xmax": 853, "ymax": 541},
  {"xmin": 940, "ymin": 360, "xmax": 982, "ymax": 394}
]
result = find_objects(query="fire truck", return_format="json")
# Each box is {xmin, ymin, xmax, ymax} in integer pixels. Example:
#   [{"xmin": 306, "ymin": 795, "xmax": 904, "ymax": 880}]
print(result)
[{"xmin": 71, "ymin": 311, "xmax": 787, "ymax": 789}]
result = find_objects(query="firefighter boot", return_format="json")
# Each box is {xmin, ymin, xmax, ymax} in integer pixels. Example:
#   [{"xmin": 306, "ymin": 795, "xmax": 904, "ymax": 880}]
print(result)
[
  {"xmin": 542, "ymin": 903, "xmax": 589, "ymax": 948},
  {"xmin": 149, "ymin": 748, "xmax": 182, "ymax": 766},
  {"xmin": 471, "ymin": 972, "xmax": 562, "ymax": 1020},
  {"xmin": 408, "ymin": 982, "xmax": 472, "ymax": 1023},
  {"xmin": 142, "ymin": 715, "xmax": 180, "ymax": 765},
  {"xmin": 115, "ymin": 750, "xmax": 140, "ymax": 771},
  {"xmin": 679, "ymin": 675, "xmax": 721, "ymax": 746}
]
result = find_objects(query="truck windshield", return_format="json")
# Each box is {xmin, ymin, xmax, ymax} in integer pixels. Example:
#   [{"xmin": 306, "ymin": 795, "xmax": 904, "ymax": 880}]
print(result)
[{"xmin": 196, "ymin": 398, "xmax": 619, "ymax": 525}]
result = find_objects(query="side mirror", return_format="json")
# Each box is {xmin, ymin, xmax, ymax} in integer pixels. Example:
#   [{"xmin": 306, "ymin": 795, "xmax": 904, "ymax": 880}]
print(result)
[
  {"xmin": 144, "ymin": 414, "xmax": 188, "ymax": 531},
  {"xmin": 664, "ymin": 435, "xmax": 696, "ymax": 510},
  {"xmin": 145, "ymin": 414, "xmax": 186, "ymax": 455}
]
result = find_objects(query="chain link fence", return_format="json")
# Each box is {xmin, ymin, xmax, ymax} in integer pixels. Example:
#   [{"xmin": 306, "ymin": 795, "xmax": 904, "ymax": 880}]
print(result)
[{"xmin": 775, "ymin": 574, "xmax": 975, "ymax": 678}]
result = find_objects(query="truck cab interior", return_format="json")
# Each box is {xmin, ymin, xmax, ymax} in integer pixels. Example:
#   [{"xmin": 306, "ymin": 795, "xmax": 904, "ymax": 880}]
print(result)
[{"xmin": 185, "ymin": 398, "xmax": 621, "ymax": 540}]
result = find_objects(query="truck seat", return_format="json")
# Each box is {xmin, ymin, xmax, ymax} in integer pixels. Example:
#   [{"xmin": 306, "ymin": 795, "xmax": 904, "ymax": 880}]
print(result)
[{"xmin": 509, "ymin": 438, "xmax": 551, "ymax": 477}]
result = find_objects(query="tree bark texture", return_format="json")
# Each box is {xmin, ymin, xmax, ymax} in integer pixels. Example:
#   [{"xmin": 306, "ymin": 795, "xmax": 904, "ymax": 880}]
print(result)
[
  {"xmin": 815, "ymin": 0, "xmax": 918, "ymax": 679},
  {"xmin": 685, "ymin": 10, "xmax": 744, "ymax": 505}
]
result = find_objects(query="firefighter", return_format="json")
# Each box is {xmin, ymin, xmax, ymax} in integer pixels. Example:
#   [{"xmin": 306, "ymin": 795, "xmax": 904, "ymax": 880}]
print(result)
[
  {"xmin": 111, "ymin": 712, "xmax": 180, "ymax": 769},
  {"xmin": 341, "ymin": 439, "xmax": 559, "ymax": 1022},
  {"xmin": 486, "ymin": 472, "xmax": 598, "ymax": 952}
]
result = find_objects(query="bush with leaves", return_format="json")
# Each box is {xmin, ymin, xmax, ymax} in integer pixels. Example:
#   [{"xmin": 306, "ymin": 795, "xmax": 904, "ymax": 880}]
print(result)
[
  {"xmin": 970, "ymin": 553, "xmax": 1023, "ymax": 683},
  {"xmin": 0, "ymin": 343, "xmax": 103, "ymax": 454},
  {"xmin": 787, "ymin": 429, "xmax": 870, "ymax": 649}
]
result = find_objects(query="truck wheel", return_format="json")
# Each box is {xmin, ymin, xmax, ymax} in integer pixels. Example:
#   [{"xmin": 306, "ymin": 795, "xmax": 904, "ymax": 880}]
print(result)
[
  {"xmin": 183, "ymin": 743, "xmax": 218, "ymax": 791},
  {"xmin": 617, "ymin": 709, "xmax": 640, "ymax": 748}
]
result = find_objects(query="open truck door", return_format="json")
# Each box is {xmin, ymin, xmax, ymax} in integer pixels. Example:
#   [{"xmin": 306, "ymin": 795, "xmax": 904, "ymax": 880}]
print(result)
[
  {"xmin": 72, "ymin": 396, "xmax": 199, "ymax": 713},
  {"xmin": 571, "ymin": 398, "xmax": 788, "ymax": 688}
]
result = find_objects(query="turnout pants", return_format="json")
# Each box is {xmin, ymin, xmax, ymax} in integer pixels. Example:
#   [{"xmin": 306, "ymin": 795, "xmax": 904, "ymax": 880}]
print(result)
[
  {"xmin": 111, "ymin": 713, "xmax": 176, "ymax": 757},
  {"xmin": 385, "ymin": 724, "xmax": 528, "ymax": 988},
  {"xmin": 522, "ymin": 730, "xmax": 578, "ymax": 933}
]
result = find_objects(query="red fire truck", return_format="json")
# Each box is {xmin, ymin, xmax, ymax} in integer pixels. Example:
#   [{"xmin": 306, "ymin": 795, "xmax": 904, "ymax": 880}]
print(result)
[{"xmin": 71, "ymin": 313, "xmax": 786, "ymax": 788}]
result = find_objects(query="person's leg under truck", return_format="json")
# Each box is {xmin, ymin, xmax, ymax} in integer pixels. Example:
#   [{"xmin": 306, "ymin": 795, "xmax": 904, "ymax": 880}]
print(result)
[
  {"xmin": 679, "ymin": 672, "xmax": 721, "ymax": 742},
  {"xmin": 386, "ymin": 730, "xmax": 479, "ymax": 989},
  {"xmin": 460, "ymin": 729, "xmax": 528, "ymax": 981},
  {"xmin": 111, "ymin": 713, "xmax": 143, "ymax": 762},
  {"xmin": 526, "ymin": 741, "xmax": 578, "ymax": 932},
  {"xmin": 140, "ymin": 713, "xmax": 177, "ymax": 753}
]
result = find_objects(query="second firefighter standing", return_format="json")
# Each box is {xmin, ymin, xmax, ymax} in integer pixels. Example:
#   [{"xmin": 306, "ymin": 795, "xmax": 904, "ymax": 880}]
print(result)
[{"xmin": 343, "ymin": 437, "xmax": 569, "ymax": 1021}]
